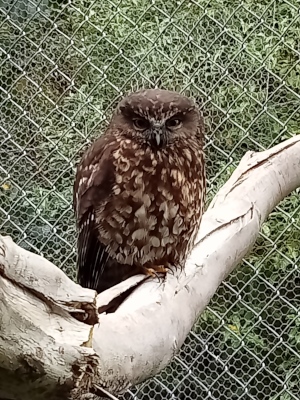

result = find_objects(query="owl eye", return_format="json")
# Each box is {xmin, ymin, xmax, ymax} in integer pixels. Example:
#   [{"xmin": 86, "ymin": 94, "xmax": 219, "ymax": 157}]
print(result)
[
  {"xmin": 166, "ymin": 118, "xmax": 182, "ymax": 129},
  {"xmin": 133, "ymin": 118, "xmax": 149, "ymax": 131}
]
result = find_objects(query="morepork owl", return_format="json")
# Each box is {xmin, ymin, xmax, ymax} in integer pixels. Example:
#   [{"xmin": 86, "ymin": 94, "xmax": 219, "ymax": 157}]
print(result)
[{"xmin": 73, "ymin": 89, "xmax": 206, "ymax": 293}]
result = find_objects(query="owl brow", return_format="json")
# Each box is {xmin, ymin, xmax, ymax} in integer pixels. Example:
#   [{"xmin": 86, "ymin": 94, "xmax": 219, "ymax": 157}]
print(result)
[
  {"xmin": 132, "ymin": 112, "xmax": 148, "ymax": 120},
  {"xmin": 121, "ymin": 107, "xmax": 147, "ymax": 120},
  {"xmin": 167, "ymin": 111, "xmax": 186, "ymax": 121}
]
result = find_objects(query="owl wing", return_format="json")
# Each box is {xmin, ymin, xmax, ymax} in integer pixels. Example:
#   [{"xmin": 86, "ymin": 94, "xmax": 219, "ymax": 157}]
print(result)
[{"xmin": 73, "ymin": 135, "xmax": 116, "ymax": 292}]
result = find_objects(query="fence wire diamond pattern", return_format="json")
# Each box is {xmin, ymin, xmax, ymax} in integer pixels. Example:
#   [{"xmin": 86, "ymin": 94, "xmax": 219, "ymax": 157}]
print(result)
[{"xmin": 0, "ymin": 1, "xmax": 300, "ymax": 399}]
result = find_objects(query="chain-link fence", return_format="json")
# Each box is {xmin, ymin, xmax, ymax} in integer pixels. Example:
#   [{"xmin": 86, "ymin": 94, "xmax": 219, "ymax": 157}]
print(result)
[{"xmin": 0, "ymin": 0, "xmax": 300, "ymax": 399}]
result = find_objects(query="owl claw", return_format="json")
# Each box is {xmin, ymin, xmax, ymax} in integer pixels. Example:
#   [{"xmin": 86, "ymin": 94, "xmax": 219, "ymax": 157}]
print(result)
[
  {"xmin": 152, "ymin": 265, "xmax": 169, "ymax": 275},
  {"xmin": 142, "ymin": 265, "xmax": 168, "ymax": 279}
]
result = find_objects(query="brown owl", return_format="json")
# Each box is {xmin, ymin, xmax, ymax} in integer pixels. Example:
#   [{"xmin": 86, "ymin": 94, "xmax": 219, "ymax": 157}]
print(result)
[{"xmin": 73, "ymin": 89, "xmax": 206, "ymax": 293}]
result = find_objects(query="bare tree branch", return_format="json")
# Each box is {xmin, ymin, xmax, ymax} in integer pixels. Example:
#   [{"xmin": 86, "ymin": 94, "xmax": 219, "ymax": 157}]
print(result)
[{"xmin": 0, "ymin": 135, "xmax": 299, "ymax": 400}]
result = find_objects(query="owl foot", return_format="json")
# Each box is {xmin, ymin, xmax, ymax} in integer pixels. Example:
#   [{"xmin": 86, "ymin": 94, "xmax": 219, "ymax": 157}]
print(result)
[{"xmin": 141, "ymin": 265, "xmax": 168, "ymax": 279}]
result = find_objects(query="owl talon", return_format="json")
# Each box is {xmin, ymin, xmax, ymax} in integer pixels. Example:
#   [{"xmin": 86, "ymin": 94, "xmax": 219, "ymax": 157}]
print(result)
[
  {"xmin": 153, "ymin": 265, "xmax": 168, "ymax": 274},
  {"xmin": 149, "ymin": 269, "xmax": 160, "ymax": 279},
  {"xmin": 142, "ymin": 265, "xmax": 168, "ymax": 279}
]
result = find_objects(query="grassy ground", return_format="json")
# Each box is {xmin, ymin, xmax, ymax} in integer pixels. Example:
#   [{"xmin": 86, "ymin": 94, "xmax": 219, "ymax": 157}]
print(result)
[{"xmin": 0, "ymin": 0, "xmax": 299, "ymax": 399}]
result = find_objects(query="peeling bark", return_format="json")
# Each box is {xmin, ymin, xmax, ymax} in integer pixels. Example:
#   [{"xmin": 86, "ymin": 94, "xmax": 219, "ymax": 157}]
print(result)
[{"xmin": 0, "ymin": 135, "xmax": 299, "ymax": 399}]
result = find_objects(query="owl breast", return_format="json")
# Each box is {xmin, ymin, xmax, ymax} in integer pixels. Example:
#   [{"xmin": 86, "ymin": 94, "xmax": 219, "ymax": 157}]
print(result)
[{"xmin": 96, "ymin": 137, "xmax": 205, "ymax": 268}]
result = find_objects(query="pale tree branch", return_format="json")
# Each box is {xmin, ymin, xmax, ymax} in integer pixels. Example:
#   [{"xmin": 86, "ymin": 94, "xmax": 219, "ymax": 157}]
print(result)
[{"xmin": 0, "ymin": 135, "xmax": 299, "ymax": 400}]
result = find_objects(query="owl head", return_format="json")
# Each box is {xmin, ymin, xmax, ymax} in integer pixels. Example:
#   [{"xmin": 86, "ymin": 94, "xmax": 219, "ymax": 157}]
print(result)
[{"xmin": 110, "ymin": 89, "xmax": 203, "ymax": 148}]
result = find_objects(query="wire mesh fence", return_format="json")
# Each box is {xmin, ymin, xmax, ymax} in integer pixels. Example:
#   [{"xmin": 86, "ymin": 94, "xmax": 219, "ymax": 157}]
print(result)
[{"xmin": 0, "ymin": 0, "xmax": 299, "ymax": 399}]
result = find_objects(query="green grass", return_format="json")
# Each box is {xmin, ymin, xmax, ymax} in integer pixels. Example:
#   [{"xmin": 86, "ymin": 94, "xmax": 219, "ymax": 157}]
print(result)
[{"xmin": 0, "ymin": 0, "xmax": 299, "ymax": 399}]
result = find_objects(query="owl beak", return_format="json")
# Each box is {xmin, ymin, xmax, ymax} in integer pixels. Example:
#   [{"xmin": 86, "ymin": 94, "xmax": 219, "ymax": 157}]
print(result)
[
  {"xmin": 155, "ymin": 132, "xmax": 161, "ymax": 146},
  {"xmin": 151, "ymin": 123, "xmax": 165, "ymax": 147}
]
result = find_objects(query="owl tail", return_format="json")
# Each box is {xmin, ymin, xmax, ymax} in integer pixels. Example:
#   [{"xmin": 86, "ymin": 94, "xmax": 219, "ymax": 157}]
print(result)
[{"xmin": 77, "ymin": 216, "xmax": 141, "ymax": 293}]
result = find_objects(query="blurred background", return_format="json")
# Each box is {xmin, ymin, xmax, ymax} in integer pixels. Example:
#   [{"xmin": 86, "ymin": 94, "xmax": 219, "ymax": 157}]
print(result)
[{"xmin": 0, "ymin": 1, "xmax": 299, "ymax": 399}]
